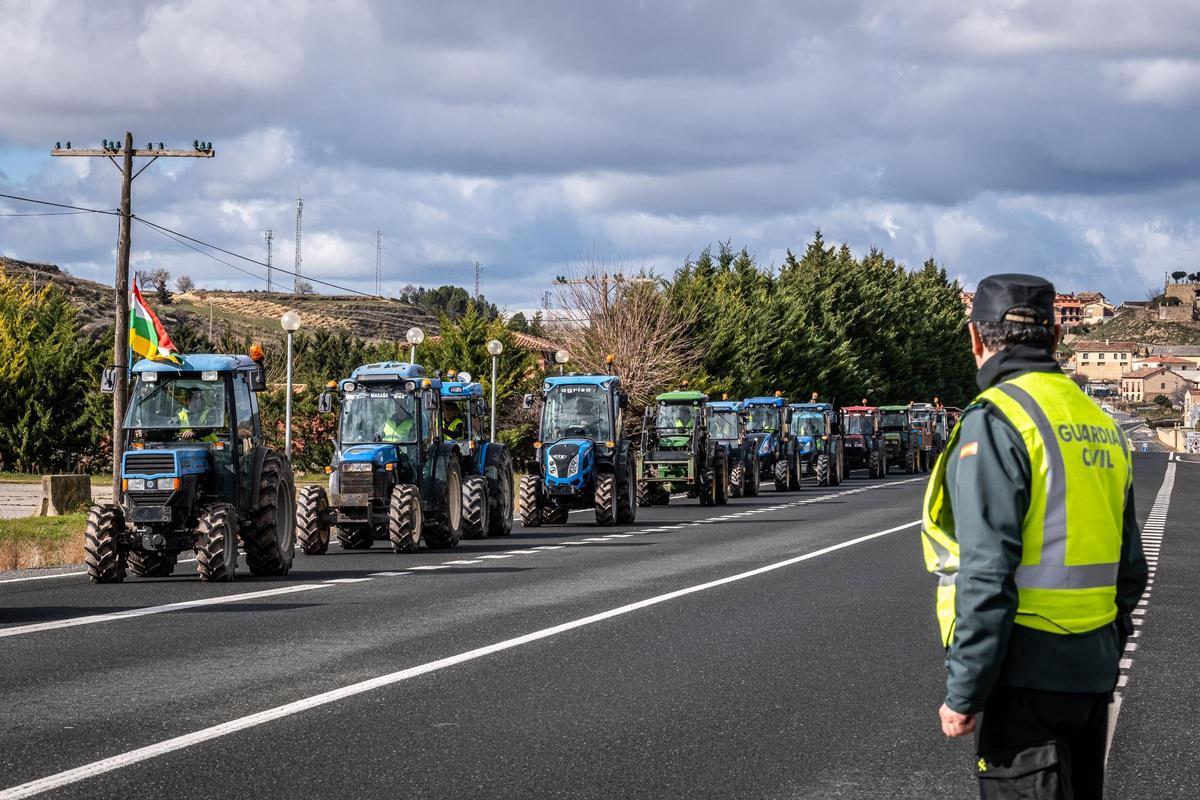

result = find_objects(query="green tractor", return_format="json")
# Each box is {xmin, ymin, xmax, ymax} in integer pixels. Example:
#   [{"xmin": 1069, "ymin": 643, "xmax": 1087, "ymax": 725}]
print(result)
[
  {"xmin": 879, "ymin": 404, "xmax": 930, "ymax": 474},
  {"xmin": 637, "ymin": 391, "xmax": 729, "ymax": 506},
  {"xmin": 705, "ymin": 399, "xmax": 760, "ymax": 498},
  {"xmin": 86, "ymin": 352, "xmax": 295, "ymax": 583}
]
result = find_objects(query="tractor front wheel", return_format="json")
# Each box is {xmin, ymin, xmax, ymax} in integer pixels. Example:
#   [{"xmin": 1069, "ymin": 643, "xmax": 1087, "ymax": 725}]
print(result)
[
  {"xmin": 84, "ymin": 504, "xmax": 126, "ymax": 584},
  {"xmin": 715, "ymin": 458, "xmax": 728, "ymax": 506},
  {"xmin": 594, "ymin": 472, "xmax": 617, "ymax": 526},
  {"xmin": 543, "ymin": 506, "xmax": 570, "ymax": 524},
  {"xmin": 127, "ymin": 550, "xmax": 176, "ymax": 578},
  {"xmin": 387, "ymin": 484, "xmax": 423, "ymax": 553},
  {"xmin": 461, "ymin": 475, "xmax": 489, "ymax": 540},
  {"xmin": 296, "ymin": 485, "xmax": 331, "ymax": 555},
  {"xmin": 815, "ymin": 455, "xmax": 830, "ymax": 487},
  {"xmin": 245, "ymin": 452, "xmax": 295, "ymax": 576},
  {"xmin": 728, "ymin": 462, "xmax": 744, "ymax": 498},
  {"xmin": 773, "ymin": 459, "xmax": 789, "ymax": 492},
  {"xmin": 195, "ymin": 503, "xmax": 238, "ymax": 582},
  {"xmin": 904, "ymin": 450, "xmax": 916, "ymax": 474},
  {"xmin": 616, "ymin": 467, "xmax": 637, "ymax": 524},
  {"xmin": 336, "ymin": 526, "xmax": 373, "ymax": 550},
  {"xmin": 487, "ymin": 457, "xmax": 514, "ymax": 537},
  {"xmin": 746, "ymin": 456, "xmax": 761, "ymax": 496},
  {"xmin": 518, "ymin": 474, "xmax": 543, "ymax": 527}
]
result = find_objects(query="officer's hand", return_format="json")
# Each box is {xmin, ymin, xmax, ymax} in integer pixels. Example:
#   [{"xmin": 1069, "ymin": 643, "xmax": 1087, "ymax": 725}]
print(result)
[
  {"xmin": 939, "ymin": 703, "xmax": 976, "ymax": 738},
  {"xmin": 180, "ymin": 430, "xmax": 194, "ymax": 440}
]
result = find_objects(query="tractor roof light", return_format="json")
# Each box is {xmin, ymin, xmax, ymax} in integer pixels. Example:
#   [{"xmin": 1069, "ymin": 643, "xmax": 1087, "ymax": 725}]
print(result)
[
  {"xmin": 326, "ymin": 380, "xmax": 337, "ymax": 389},
  {"xmin": 142, "ymin": 371, "xmax": 158, "ymax": 383},
  {"xmin": 249, "ymin": 344, "xmax": 265, "ymax": 363},
  {"xmin": 200, "ymin": 370, "xmax": 219, "ymax": 382}
]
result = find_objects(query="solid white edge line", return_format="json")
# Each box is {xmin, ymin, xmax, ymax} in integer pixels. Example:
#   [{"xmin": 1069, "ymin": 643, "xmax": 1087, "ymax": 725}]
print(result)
[
  {"xmin": 0, "ymin": 519, "xmax": 920, "ymax": 800},
  {"xmin": 0, "ymin": 557, "xmax": 199, "ymax": 585},
  {"xmin": 0, "ymin": 584, "xmax": 333, "ymax": 639}
]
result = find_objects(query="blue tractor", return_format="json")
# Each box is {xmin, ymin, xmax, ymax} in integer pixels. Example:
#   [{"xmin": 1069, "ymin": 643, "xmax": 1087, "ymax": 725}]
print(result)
[
  {"xmin": 705, "ymin": 399, "xmax": 760, "ymax": 498},
  {"xmin": 295, "ymin": 361, "xmax": 468, "ymax": 554},
  {"xmin": 519, "ymin": 372, "xmax": 637, "ymax": 526},
  {"xmin": 743, "ymin": 394, "xmax": 799, "ymax": 491},
  {"xmin": 86, "ymin": 352, "xmax": 295, "ymax": 583},
  {"xmin": 437, "ymin": 373, "xmax": 514, "ymax": 539},
  {"xmin": 788, "ymin": 401, "xmax": 844, "ymax": 487}
]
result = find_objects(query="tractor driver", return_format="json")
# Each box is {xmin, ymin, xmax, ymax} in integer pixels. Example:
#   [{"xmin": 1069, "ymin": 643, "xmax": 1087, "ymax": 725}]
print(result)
[
  {"xmin": 382, "ymin": 398, "xmax": 415, "ymax": 442},
  {"xmin": 674, "ymin": 406, "xmax": 695, "ymax": 431},
  {"xmin": 442, "ymin": 401, "xmax": 466, "ymax": 441},
  {"xmin": 177, "ymin": 387, "xmax": 219, "ymax": 443},
  {"xmin": 564, "ymin": 393, "xmax": 600, "ymax": 440}
]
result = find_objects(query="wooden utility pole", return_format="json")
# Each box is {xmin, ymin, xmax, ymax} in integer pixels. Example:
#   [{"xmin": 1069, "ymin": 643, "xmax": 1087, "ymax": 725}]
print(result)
[
  {"xmin": 52, "ymin": 133, "xmax": 215, "ymax": 493},
  {"xmin": 553, "ymin": 273, "xmax": 656, "ymax": 312}
]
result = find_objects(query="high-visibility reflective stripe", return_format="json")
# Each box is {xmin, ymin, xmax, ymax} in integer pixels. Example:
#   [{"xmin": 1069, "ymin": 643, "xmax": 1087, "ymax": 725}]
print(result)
[{"xmin": 994, "ymin": 382, "xmax": 1119, "ymax": 590}]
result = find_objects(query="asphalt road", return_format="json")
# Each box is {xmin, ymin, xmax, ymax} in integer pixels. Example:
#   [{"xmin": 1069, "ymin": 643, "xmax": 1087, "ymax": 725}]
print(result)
[{"xmin": 0, "ymin": 454, "xmax": 1186, "ymax": 799}]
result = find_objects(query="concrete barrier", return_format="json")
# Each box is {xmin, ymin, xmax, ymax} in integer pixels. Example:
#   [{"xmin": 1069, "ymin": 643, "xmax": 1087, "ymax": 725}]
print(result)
[{"xmin": 38, "ymin": 474, "xmax": 92, "ymax": 516}]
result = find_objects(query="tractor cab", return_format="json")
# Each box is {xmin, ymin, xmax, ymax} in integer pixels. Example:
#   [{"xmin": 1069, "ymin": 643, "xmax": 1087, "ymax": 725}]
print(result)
[
  {"xmin": 637, "ymin": 390, "xmax": 728, "ymax": 507},
  {"xmin": 706, "ymin": 399, "xmax": 759, "ymax": 498},
  {"xmin": 705, "ymin": 400, "xmax": 745, "ymax": 443},
  {"xmin": 879, "ymin": 404, "xmax": 929, "ymax": 474},
  {"xmin": 437, "ymin": 374, "xmax": 514, "ymax": 539},
  {"xmin": 742, "ymin": 395, "xmax": 798, "ymax": 490},
  {"xmin": 839, "ymin": 405, "xmax": 887, "ymax": 478},
  {"xmin": 789, "ymin": 402, "xmax": 845, "ymax": 487},
  {"xmin": 86, "ymin": 352, "xmax": 295, "ymax": 583},
  {"xmin": 439, "ymin": 375, "xmax": 485, "ymax": 444}
]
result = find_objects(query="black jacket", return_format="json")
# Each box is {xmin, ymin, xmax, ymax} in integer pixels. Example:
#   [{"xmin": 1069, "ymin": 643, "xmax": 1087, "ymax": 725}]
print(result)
[{"xmin": 943, "ymin": 345, "xmax": 1149, "ymax": 713}]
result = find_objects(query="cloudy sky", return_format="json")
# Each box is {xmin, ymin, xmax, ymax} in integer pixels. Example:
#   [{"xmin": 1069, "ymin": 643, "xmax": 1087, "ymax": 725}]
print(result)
[{"xmin": 3, "ymin": 0, "xmax": 1200, "ymax": 310}]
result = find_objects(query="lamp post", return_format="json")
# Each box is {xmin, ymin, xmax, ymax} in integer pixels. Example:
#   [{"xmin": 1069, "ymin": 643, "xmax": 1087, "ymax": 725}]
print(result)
[
  {"xmin": 281, "ymin": 311, "xmax": 302, "ymax": 457},
  {"xmin": 406, "ymin": 326, "xmax": 425, "ymax": 363},
  {"xmin": 554, "ymin": 349, "xmax": 569, "ymax": 375},
  {"xmin": 487, "ymin": 339, "xmax": 503, "ymax": 440}
]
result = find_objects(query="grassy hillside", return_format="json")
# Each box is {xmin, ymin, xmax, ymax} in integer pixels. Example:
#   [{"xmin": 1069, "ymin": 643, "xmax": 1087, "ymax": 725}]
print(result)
[
  {"xmin": 1086, "ymin": 309, "xmax": 1200, "ymax": 345},
  {"xmin": 0, "ymin": 256, "xmax": 439, "ymax": 344}
]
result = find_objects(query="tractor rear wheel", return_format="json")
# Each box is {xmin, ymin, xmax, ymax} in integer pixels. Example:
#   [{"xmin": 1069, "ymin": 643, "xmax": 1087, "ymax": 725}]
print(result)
[
  {"xmin": 127, "ymin": 550, "xmax": 176, "ymax": 578},
  {"xmin": 773, "ymin": 459, "xmax": 789, "ymax": 492},
  {"xmin": 594, "ymin": 472, "xmax": 616, "ymax": 526},
  {"xmin": 84, "ymin": 504, "xmax": 125, "ymax": 584},
  {"xmin": 424, "ymin": 458, "xmax": 463, "ymax": 550},
  {"xmin": 486, "ymin": 454, "xmax": 514, "ymax": 537},
  {"xmin": 904, "ymin": 450, "xmax": 916, "ymax": 474},
  {"xmin": 387, "ymin": 484, "xmax": 423, "ymax": 553},
  {"xmin": 699, "ymin": 470, "xmax": 716, "ymax": 506},
  {"xmin": 815, "ymin": 455, "xmax": 830, "ymax": 487},
  {"xmin": 518, "ymin": 474, "xmax": 542, "ymax": 527},
  {"xmin": 461, "ymin": 475, "xmax": 489, "ymax": 539},
  {"xmin": 746, "ymin": 456, "xmax": 761, "ymax": 496},
  {"xmin": 715, "ymin": 458, "xmax": 728, "ymax": 506},
  {"xmin": 617, "ymin": 467, "xmax": 637, "ymax": 523},
  {"xmin": 867, "ymin": 450, "xmax": 880, "ymax": 479},
  {"xmin": 195, "ymin": 503, "xmax": 237, "ymax": 582},
  {"xmin": 336, "ymin": 526, "xmax": 373, "ymax": 550},
  {"xmin": 637, "ymin": 480, "xmax": 653, "ymax": 507},
  {"xmin": 728, "ymin": 462, "xmax": 744, "ymax": 498},
  {"xmin": 296, "ymin": 485, "xmax": 331, "ymax": 555},
  {"xmin": 245, "ymin": 452, "xmax": 295, "ymax": 576}
]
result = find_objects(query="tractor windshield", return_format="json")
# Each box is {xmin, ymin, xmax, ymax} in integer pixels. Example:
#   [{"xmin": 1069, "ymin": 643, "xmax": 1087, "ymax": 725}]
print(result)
[
  {"xmin": 791, "ymin": 413, "xmax": 824, "ymax": 436},
  {"xmin": 745, "ymin": 405, "xmax": 779, "ymax": 433},
  {"xmin": 880, "ymin": 412, "xmax": 907, "ymax": 429},
  {"xmin": 542, "ymin": 385, "xmax": 612, "ymax": 442},
  {"xmin": 340, "ymin": 391, "xmax": 419, "ymax": 445},
  {"xmin": 709, "ymin": 411, "xmax": 739, "ymax": 440},
  {"xmin": 843, "ymin": 414, "xmax": 874, "ymax": 436},
  {"xmin": 655, "ymin": 404, "xmax": 697, "ymax": 431},
  {"xmin": 124, "ymin": 376, "xmax": 227, "ymax": 434}
]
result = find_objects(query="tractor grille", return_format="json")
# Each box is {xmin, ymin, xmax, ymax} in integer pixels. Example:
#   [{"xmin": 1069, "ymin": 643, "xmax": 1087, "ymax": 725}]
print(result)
[
  {"xmin": 125, "ymin": 452, "xmax": 175, "ymax": 475},
  {"xmin": 340, "ymin": 471, "xmax": 375, "ymax": 494},
  {"xmin": 128, "ymin": 490, "xmax": 174, "ymax": 506}
]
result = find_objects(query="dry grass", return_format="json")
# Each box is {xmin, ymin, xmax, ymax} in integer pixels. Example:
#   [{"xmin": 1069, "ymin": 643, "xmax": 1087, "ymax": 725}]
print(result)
[{"xmin": 0, "ymin": 513, "xmax": 87, "ymax": 571}]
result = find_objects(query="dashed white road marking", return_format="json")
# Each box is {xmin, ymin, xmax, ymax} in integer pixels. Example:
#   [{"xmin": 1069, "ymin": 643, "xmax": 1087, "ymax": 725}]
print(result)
[
  {"xmin": 322, "ymin": 578, "xmax": 372, "ymax": 584},
  {"xmin": 0, "ymin": 518, "xmax": 919, "ymax": 800},
  {"xmin": 368, "ymin": 572, "xmax": 410, "ymax": 577},
  {"xmin": 0, "ymin": 584, "xmax": 333, "ymax": 639},
  {"xmin": 476, "ymin": 554, "xmax": 514, "ymax": 560}
]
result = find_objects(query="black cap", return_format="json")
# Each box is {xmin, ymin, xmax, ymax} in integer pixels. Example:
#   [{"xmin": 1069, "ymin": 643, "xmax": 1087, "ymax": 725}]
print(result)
[{"xmin": 970, "ymin": 273, "xmax": 1056, "ymax": 326}]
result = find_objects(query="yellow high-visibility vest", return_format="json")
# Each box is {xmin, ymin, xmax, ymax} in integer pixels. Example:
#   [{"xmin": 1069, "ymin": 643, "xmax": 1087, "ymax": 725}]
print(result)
[{"xmin": 922, "ymin": 371, "xmax": 1131, "ymax": 647}]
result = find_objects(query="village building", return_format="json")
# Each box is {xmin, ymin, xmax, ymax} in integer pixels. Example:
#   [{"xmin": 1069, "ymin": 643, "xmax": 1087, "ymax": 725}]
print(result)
[
  {"xmin": 1073, "ymin": 340, "xmax": 1142, "ymax": 382},
  {"xmin": 1120, "ymin": 367, "xmax": 1190, "ymax": 404}
]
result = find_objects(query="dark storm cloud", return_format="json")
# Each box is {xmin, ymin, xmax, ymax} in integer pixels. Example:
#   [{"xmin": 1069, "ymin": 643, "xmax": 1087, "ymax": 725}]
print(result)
[{"xmin": 2, "ymin": 0, "xmax": 1200, "ymax": 306}]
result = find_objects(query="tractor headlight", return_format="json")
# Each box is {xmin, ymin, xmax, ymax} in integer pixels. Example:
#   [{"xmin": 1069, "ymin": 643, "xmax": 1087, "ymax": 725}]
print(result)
[
  {"xmin": 568, "ymin": 455, "xmax": 579, "ymax": 475},
  {"xmin": 342, "ymin": 462, "xmax": 373, "ymax": 472},
  {"xmin": 758, "ymin": 439, "xmax": 771, "ymax": 455},
  {"xmin": 547, "ymin": 459, "xmax": 558, "ymax": 477},
  {"xmin": 126, "ymin": 478, "xmax": 145, "ymax": 491}
]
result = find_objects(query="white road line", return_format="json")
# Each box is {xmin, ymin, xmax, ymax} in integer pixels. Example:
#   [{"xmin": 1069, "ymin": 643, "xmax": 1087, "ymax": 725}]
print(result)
[
  {"xmin": 0, "ymin": 518, "xmax": 919, "ymax": 800},
  {"xmin": 367, "ymin": 572, "xmax": 410, "ymax": 577},
  {"xmin": 0, "ymin": 557, "xmax": 199, "ymax": 585},
  {"xmin": 441, "ymin": 560, "xmax": 480, "ymax": 565},
  {"xmin": 322, "ymin": 578, "xmax": 372, "ymax": 584},
  {"xmin": 476, "ymin": 554, "xmax": 514, "ymax": 560},
  {"xmin": 408, "ymin": 565, "xmax": 448, "ymax": 571},
  {"xmin": 0, "ymin": 584, "xmax": 333, "ymax": 639}
]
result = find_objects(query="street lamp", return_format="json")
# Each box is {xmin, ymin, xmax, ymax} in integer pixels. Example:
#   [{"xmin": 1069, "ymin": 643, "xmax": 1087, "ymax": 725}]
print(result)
[
  {"xmin": 280, "ymin": 311, "xmax": 302, "ymax": 457},
  {"xmin": 554, "ymin": 349, "xmax": 569, "ymax": 375},
  {"xmin": 487, "ymin": 339, "xmax": 503, "ymax": 440},
  {"xmin": 406, "ymin": 326, "xmax": 425, "ymax": 363}
]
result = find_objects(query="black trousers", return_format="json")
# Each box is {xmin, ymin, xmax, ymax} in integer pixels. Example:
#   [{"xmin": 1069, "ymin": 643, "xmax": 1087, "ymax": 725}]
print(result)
[{"xmin": 974, "ymin": 685, "xmax": 1110, "ymax": 800}]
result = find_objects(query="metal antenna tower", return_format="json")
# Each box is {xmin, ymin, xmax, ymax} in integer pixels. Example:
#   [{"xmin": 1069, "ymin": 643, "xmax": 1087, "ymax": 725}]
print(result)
[
  {"xmin": 293, "ymin": 196, "xmax": 303, "ymax": 294},
  {"xmin": 474, "ymin": 261, "xmax": 482, "ymax": 299},
  {"xmin": 264, "ymin": 229, "xmax": 274, "ymax": 292},
  {"xmin": 376, "ymin": 230, "xmax": 383, "ymax": 295}
]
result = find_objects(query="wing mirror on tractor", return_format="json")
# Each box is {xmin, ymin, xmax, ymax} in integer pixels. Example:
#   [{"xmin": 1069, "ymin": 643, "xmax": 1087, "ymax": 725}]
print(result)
[
  {"xmin": 100, "ymin": 366, "xmax": 117, "ymax": 394},
  {"xmin": 318, "ymin": 392, "xmax": 333, "ymax": 414},
  {"xmin": 618, "ymin": 393, "xmax": 629, "ymax": 410},
  {"xmin": 422, "ymin": 389, "xmax": 438, "ymax": 411},
  {"xmin": 523, "ymin": 393, "xmax": 535, "ymax": 409}
]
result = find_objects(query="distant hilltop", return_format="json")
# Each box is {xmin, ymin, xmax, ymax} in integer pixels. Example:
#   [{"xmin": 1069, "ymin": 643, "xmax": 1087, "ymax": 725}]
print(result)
[{"xmin": 0, "ymin": 255, "xmax": 440, "ymax": 343}]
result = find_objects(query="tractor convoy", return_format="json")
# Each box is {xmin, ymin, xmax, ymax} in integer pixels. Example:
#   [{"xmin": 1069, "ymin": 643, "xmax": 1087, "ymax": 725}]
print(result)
[{"xmin": 86, "ymin": 345, "xmax": 955, "ymax": 582}]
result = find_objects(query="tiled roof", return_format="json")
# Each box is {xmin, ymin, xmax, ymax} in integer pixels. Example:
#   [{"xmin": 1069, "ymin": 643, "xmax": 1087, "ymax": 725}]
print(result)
[
  {"xmin": 1074, "ymin": 340, "xmax": 1140, "ymax": 352},
  {"xmin": 1124, "ymin": 367, "xmax": 1168, "ymax": 379}
]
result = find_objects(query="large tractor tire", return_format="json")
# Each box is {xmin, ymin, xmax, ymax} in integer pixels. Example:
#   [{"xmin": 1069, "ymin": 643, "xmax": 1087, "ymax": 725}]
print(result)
[
  {"xmin": 728, "ymin": 462, "xmax": 745, "ymax": 498},
  {"xmin": 424, "ymin": 457, "xmax": 463, "ymax": 550},
  {"xmin": 815, "ymin": 454, "xmax": 831, "ymax": 487},
  {"xmin": 296, "ymin": 485, "xmax": 331, "ymax": 555},
  {"xmin": 637, "ymin": 479, "xmax": 654, "ymax": 507},
  {"xmin": 746, "ymin": 456, "xmax": 761, "ymax": 496},
  {"xmin": 461, "ymin": 475, "xmax": 490, "ymax": 540},
  {"xmin": 84, "ymin": 504, "xmax": 126, "ymax": 584},
  {"xmin": 543, "ymin": 506, "xmax": 570, "ymax": 525},
  {"xmin": 245, "ymin": 452, "xmax": 296, "ymax": 576},
  {"xmin": 485, "ymin": 449, "xmax": 514, "ymax": 537},
  {"xmin": 127, "ymin": 550, "xmax": 177, "ymax": 578},
  {"xmin": 336, "ymin": 525, "xmax": 373, "ymax": 550},
  {"xmin": 867, "ymin": 450, "xmax": 881, "ymax": 479},
  {"xmin": 904, "ymin": 449, "xmax": 916, "ymax": 474},
  {"xmin": 616, "ymin": 466, "xmax": 637, "ymax": 524},
  {"xmin": 518, "ymin": 474, "xmax": 542, "ymax": 527},
  {"xmin": 594, "ymin": 472, "xmax": 617, "ymax": 526},
  {"xmin": 195, "ymin": 503, "xmax": 238, "ymax": 582},
  {"xmin": 878, "ymin": 450, "xmax": 889, "ymax": 478},
  {"xmin": 788, "ymin": 454, "xmax": 802, "ymax": 491},
  {"xmin": 773, "ymin": 459, "xmax": 789, "ymax": 492},
  {"xmin": 387, "ymin": 484, "xmax": 423, "ymax": 553},
  {"xmin": 715, "ymin": 457, "xmax": 729, "ymax": 506},
  {"xmin": 699, "ymin": 470, "xmax": 717, "ymax": 507}
]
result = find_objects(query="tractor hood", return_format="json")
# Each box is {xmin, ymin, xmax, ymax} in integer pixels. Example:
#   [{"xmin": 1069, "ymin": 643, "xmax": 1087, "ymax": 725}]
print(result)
[
  {"xmin": 843, "ymin": 434, "xmax": 866, "ymax": 447},
  {"xmin": 545, "ymin": 438, "xmax": 595, "ymax": 486},
  {"xmin": 797, "ymin": 435, "xmax": 816, "ymax": 454},
  {"xmin": 883, "ymin": 431, "xmax": 902, "ymax": 442},
  {"xmin": 123, "ymin": 447, "xmax": 208, "ymax": 478},
  {"xmin": 747, "ymin": 431, "xmax": 775, "ymax": 457},
  {"xmin": 339, "ymin": 443, "xmax": 400, "ymax": 465}
]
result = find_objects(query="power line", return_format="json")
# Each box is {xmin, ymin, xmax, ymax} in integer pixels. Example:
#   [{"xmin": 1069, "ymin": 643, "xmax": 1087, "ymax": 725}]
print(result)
[{"xmin": 0, "ymin": 209, "xmax": 104, "ymax": 217}]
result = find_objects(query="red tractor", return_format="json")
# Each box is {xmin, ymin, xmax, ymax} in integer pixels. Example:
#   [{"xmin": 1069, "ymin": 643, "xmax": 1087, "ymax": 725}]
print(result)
[{"xmin": 838, "ymin": 405, "xmax": 888, "ymax": 478}]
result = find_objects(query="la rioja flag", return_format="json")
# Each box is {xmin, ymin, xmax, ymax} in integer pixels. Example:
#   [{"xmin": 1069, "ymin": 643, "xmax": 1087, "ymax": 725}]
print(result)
[{"xmin": 129, "ymin": 282, "xmax": 182, "ymax": 364}]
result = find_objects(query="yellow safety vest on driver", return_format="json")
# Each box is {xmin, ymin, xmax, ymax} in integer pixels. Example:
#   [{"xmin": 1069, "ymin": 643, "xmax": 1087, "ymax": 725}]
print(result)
[{"xmin": 921, "ymin": 371, "xmax": 1131, "ymax": 647}]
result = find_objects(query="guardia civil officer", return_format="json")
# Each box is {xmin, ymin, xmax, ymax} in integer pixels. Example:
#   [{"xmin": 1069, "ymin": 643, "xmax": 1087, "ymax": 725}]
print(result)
[{"xmin": 921, "ymin": 274, "xmax": 1148, "ymax": 799}]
